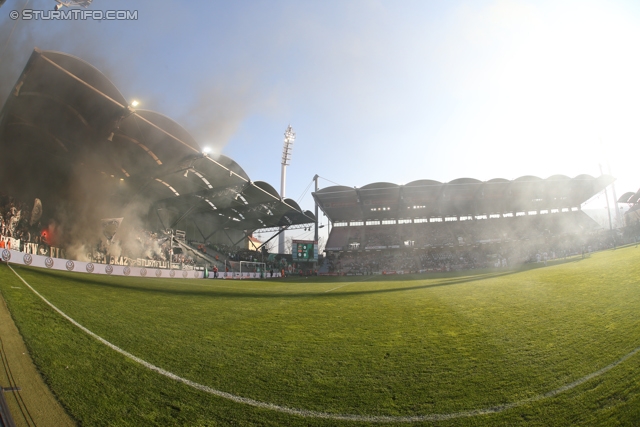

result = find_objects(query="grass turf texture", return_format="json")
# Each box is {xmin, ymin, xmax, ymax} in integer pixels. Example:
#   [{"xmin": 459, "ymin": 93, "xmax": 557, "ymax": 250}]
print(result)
[{"xmin": 0, "ymin": 247, "xmax": 638, "ymax": 426}]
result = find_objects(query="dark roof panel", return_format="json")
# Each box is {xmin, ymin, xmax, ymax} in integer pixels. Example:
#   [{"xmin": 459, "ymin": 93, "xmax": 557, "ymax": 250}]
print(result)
[
  {"xmin": 41, "ymin": 51, "xmax": 128, "ymax": 106},
  {"xmin": 361, "ymin": 182, "xmax": 399, "ymax": 190},
  {"xmin": 449, "ymin": 178, "xmax": 482, "ymax": 185},
  {"xmin": 618, "ymin": 191, "xmax": 636, "ymax": 203}
]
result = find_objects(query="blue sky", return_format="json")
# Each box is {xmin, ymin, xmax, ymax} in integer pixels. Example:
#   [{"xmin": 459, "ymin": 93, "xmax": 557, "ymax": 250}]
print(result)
[{"xmin": 2, "ymin": 0, "xmax": 639, "ymax": 244}]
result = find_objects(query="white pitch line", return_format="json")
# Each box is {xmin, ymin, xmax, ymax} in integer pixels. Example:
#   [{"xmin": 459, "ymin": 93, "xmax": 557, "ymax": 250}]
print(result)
[
  {"xmin": 324, "ymin": 283, "xmax": 352, "ymax": 293},
  {"xmin": 207, "ymin": 284, "xmax": 299, "ymax": 293},
  {"xmin": 182, "ymin": 282, "xmax": 285, "ymax": 293},
  {"xmin": 180, "ymin": 281, "xmax": 348, "ymax": 295},
  {"xmin": 7, "ymin": 264, "xmax": 640, "ymax": 423}
]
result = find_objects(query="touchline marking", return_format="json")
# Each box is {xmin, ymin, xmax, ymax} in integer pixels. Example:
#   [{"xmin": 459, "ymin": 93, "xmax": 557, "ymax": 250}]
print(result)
[
  {"xmin": 206, "ymin": 283, "xmax": 293, "ymax": 293},
  {"xmin": 182, "ymin": 282, "xmax": 283, "ymax": 293},
  {"xmin": 154, "ymin": 280, "xmax": 297, "ymax": 294},
  {"xmin": 324, "ymin": 283, "xmax": 352, "ymax": 293},
  {"xmin": 7, "ymin": 264, "xmax": 640, "ymax": 423}
]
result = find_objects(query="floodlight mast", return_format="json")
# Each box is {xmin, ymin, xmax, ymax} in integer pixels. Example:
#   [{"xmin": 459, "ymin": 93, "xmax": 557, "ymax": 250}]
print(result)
[
  {"xmin": 278, "ymin": 125, "xmax": 295, "ymax": 254},
  {"xmin": 599, "ymin": 164, "xmax": 613, "ymax": 231},
  {"xmin": 314, "ymin": 174, "xmax": 319, "ymax": 242}
]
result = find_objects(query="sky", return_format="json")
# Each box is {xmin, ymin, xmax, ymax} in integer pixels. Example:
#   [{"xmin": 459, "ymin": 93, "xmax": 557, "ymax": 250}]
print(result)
[{"xmin": 1, "ymin": 0, "xmax": 639, "ymax": 246}]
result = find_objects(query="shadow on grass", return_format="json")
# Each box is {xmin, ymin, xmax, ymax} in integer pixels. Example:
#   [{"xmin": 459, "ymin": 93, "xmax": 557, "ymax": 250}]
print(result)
[{"xmin": 1, "ymin": 257, "xmax": 588, "ymax": 301}]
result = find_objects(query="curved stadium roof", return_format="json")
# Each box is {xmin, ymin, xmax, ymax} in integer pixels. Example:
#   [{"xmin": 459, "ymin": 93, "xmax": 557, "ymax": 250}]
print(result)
[
  {"xmin": 0, "ymin": 48, "xmax": 315, "ymax": 232},
  {"xmin": 618, "ymin": 189, "xmax": 640, "ymax": 204},
  {"xmin": 313, "ymin": 175, "xmax": 615, "ymax": 222}
]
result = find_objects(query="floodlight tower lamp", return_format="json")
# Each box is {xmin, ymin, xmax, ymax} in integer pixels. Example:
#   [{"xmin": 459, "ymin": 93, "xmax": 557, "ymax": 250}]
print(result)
[
  {"xmin": 280, "ymin": 124, "xmax": 295, "ymax": 198},
  {"xmin": 281, "ymin": 125, "xmax": 295, "ymax": 166}
]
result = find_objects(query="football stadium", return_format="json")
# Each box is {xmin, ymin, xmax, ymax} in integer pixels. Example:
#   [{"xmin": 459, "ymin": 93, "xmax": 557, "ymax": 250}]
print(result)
[{"xmin": 1, "ymin": 4, "xmax": 640, "ymax": 427}]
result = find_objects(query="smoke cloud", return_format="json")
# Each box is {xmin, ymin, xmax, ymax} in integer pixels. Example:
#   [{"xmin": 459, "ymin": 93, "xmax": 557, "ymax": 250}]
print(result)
[{"xmin": 178, "ymin": 78, "xmax": 256, "ymax": 153}]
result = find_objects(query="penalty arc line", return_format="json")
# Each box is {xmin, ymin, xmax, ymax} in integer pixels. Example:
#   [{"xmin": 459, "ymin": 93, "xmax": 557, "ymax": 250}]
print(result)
[{"xmin": 7, "ymin": 264, "xmax": 640, "ymax": 423}]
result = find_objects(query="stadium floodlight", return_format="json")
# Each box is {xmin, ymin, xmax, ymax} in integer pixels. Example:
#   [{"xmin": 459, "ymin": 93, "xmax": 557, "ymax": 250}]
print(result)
[
  {"xmin": 279, "ymin": 125, "xmax": 296, "ymax": 254},
  {"xmin": 54, "ymin": 0, "xmax": 92, "ymax": 10}
]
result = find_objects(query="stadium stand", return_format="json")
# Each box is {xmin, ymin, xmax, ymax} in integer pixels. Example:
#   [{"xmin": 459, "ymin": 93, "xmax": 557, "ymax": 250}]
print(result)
[
  {"xmin": 314, "ymin": 176, "xmax": 620, "ymax": 275},
  {"xmin": 618, "ymin": 188, "xmax": 640, "ymax": 243},
  {"xmin": 0, "ymin": 49, "xmax": 316, "ymax": 260}
]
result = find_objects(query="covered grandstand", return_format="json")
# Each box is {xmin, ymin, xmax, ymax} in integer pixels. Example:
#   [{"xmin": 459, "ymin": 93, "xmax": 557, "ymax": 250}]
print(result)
[
  {"xmin": 0, "ymin": 48, "xmax": 315, "ymax": 256},
  {"xmin": 618, "ymin": 188, "xmax": 640, "ymax": 231},
  {"xmin": 313, "ymin": 175, "xmax": 615, "ymax": 273}
]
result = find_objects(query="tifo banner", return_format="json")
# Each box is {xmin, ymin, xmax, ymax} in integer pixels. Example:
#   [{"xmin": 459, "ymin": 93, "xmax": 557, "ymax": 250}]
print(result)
[
  {"xmin": 30, "ymin": 198, "xmax": 43, "ymax": 226},
  {"xmin": 0, "ymin": 249, "xmax": 280, "ymax": 279},
  {"xmin": 101, "ymin": 217, "xmax": 124, "ymax": 241},
  {"xmin": 0, "ymin": 249, "xmax": 204, "ymax": 279}
]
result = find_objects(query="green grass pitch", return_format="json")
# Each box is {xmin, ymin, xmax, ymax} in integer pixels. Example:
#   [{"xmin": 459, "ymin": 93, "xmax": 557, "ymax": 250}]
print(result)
[{"xmin": 0, "ymin": 246, "xmax": 639, "ymax": 426}]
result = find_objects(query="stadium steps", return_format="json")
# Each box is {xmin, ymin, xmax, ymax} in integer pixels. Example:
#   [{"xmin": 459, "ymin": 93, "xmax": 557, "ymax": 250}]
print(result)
[{"xmin": 174, "ymin": 240, "xmax": 225, "ymax": 269}]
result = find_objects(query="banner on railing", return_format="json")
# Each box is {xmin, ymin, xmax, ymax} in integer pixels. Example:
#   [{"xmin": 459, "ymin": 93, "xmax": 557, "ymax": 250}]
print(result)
[
  {"xmin": 211, "ymin": 271, "xmax": 281, "ymax": 279},
  {"xmin": 0, "ymin": 249, "xmax": 284, "ymax": 280},
  {"xmin": 0, "ymin": 249, "xmax": 203, "ymax": 279}
]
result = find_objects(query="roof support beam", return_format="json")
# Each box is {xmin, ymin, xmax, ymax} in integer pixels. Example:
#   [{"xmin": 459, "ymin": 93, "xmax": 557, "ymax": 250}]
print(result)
[
  {"xmin": 231, "ymin": 229, "xmax": 256, "ymax": 248},
  {"xmin": 254, "ymin": 225, "xmax": 290, "ymax": 253},
  {"xmin": 155, "ymin": 208, "xmax": 168, "ymax": 230},
  {"xmin": 191, "ymin": 217, "xmax": 207, "ymax": 242},
  {"xmin": 168, "ymin": 202, "xmax": 201, "ymax": 230}
]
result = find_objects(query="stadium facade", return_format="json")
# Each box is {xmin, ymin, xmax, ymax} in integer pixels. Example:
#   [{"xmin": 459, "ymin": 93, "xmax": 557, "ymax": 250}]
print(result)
[{"xmin": 618, "ymin": 188, "xmax": 640, "ymax": 228}]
